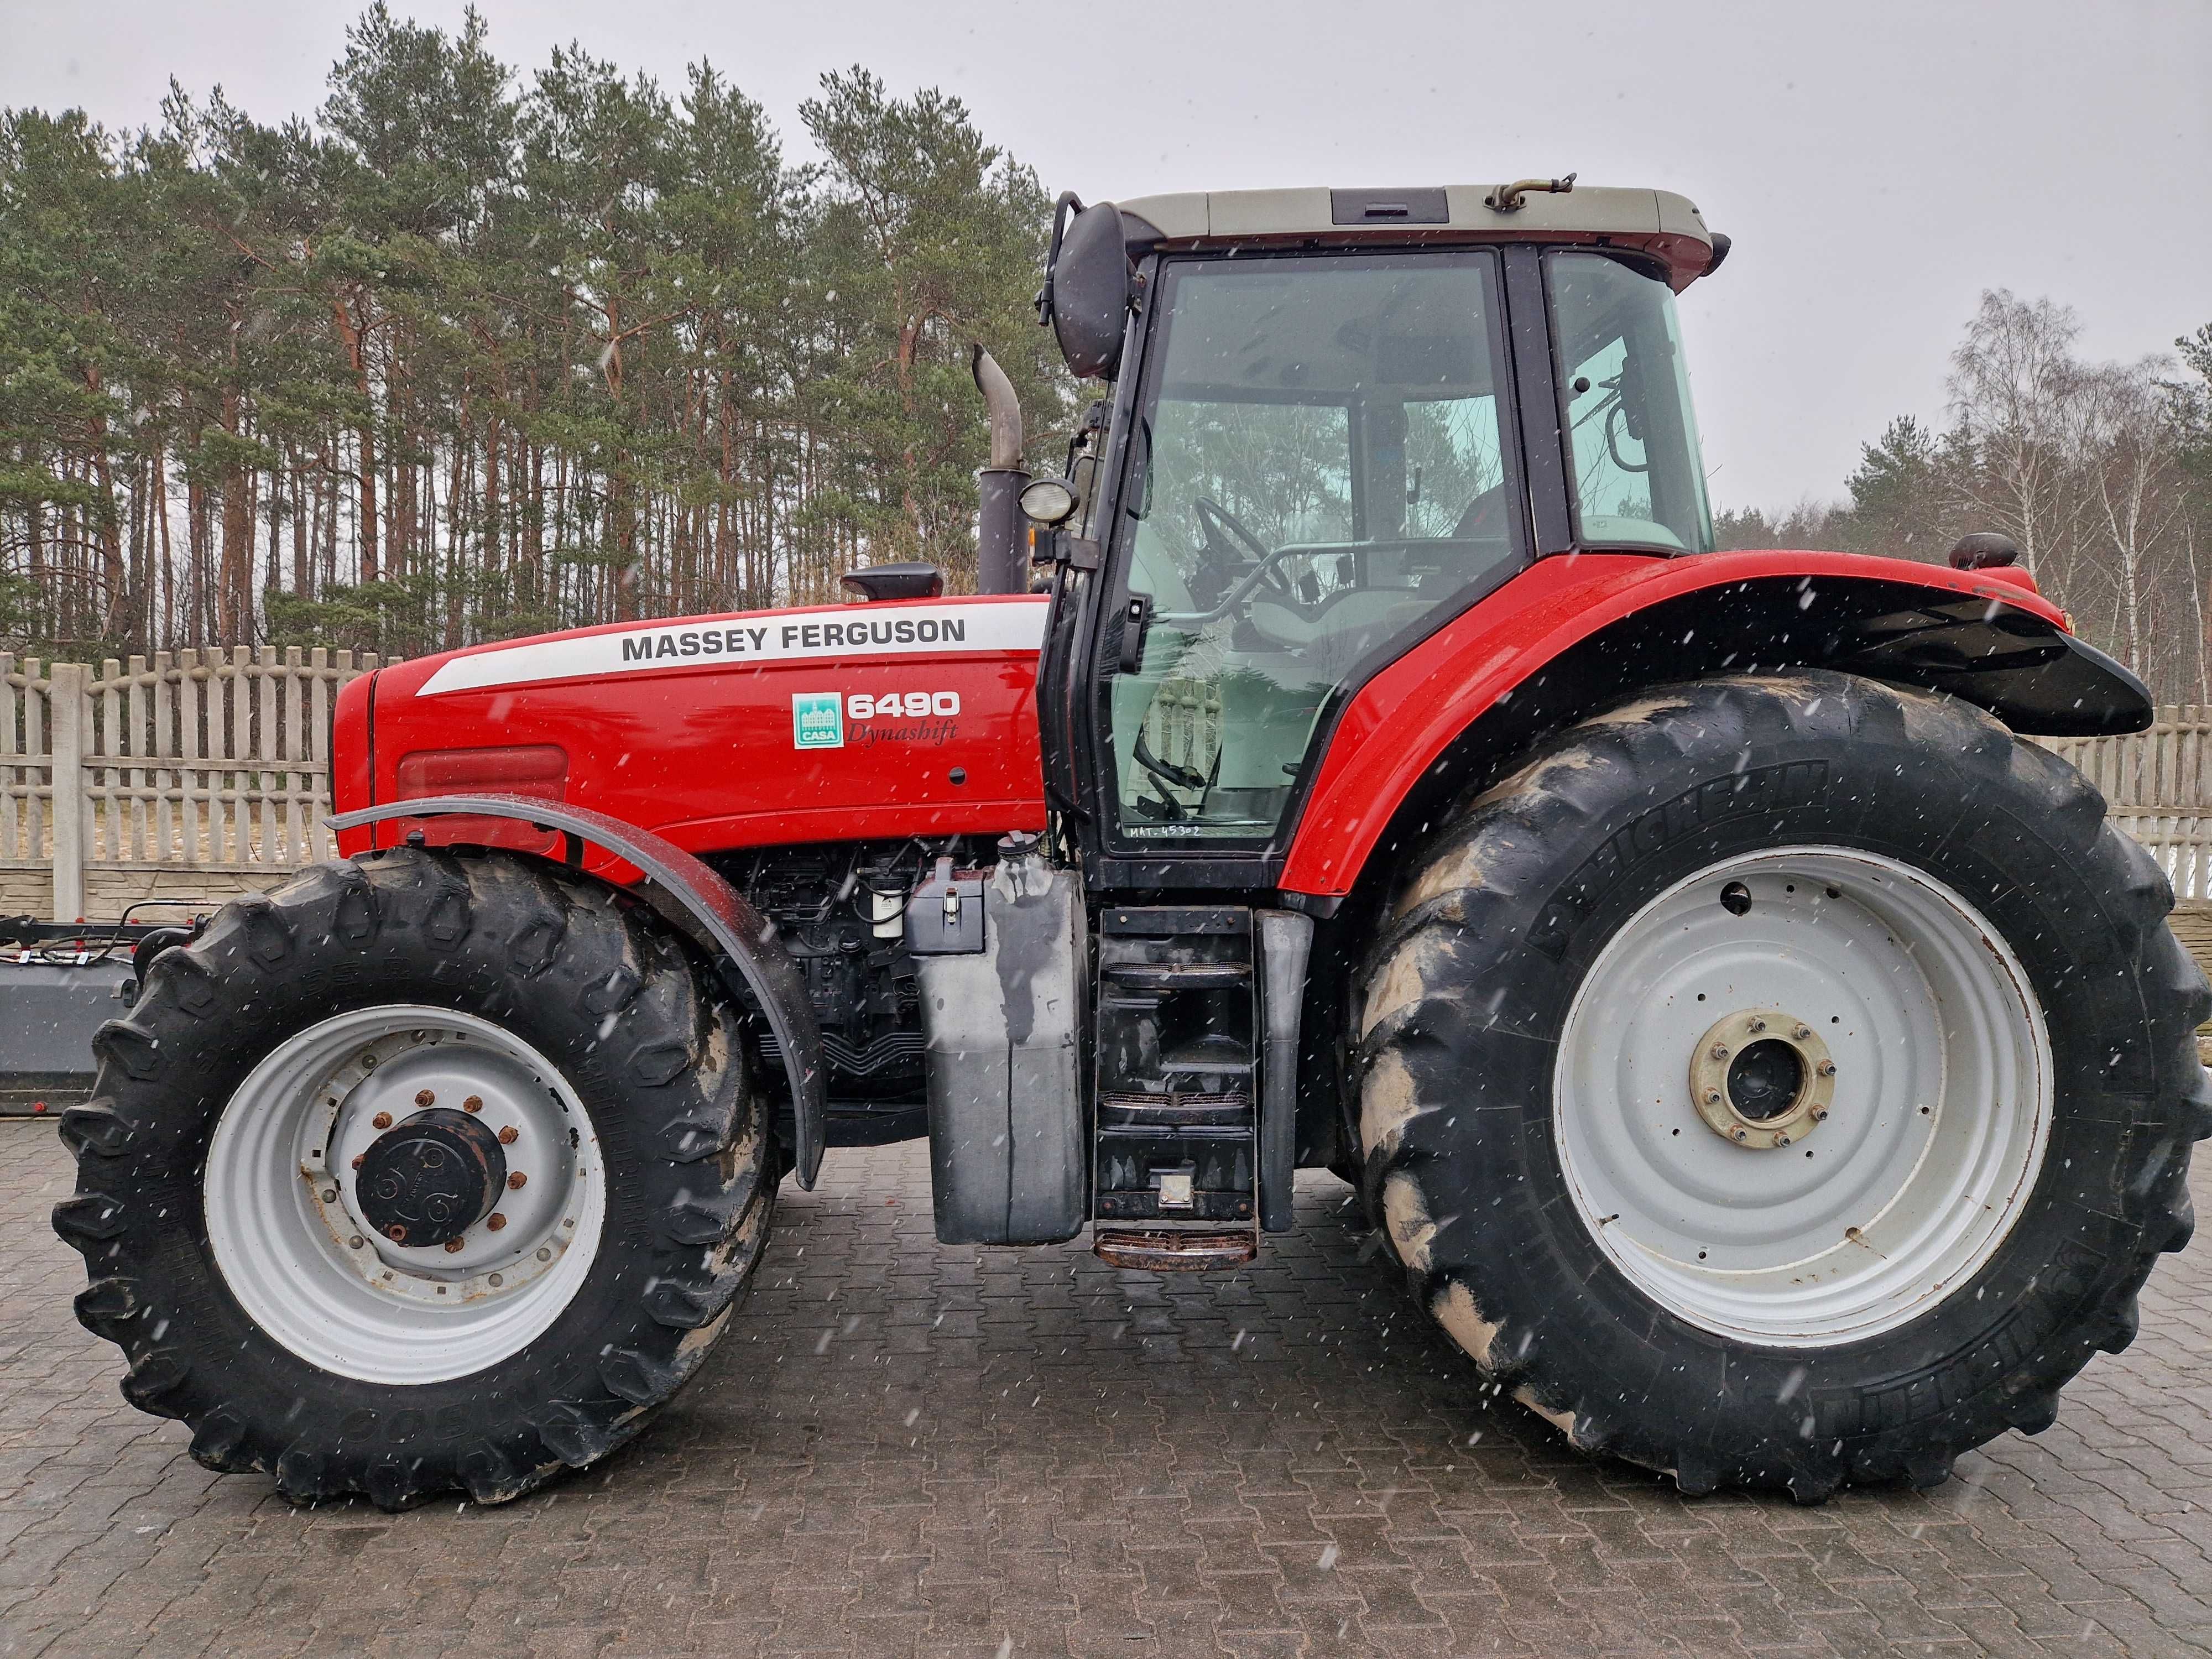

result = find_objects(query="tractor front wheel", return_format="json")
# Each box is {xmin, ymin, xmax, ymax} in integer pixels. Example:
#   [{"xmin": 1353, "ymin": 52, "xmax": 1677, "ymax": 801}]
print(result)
[
  {"xmin": 53, "ymin": 844, "xmax": 773, "ymax": 1509},
  {"xmin": 1356, "ymin": 672, "xmax": 2210, "ymax": 1501}
]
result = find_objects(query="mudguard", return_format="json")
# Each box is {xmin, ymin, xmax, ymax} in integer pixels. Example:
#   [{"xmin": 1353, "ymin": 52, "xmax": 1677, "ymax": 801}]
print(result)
[
  {"xmin": 328, "ymin": 794, "xmax": 829, "ymax": 1188},
  {"xmin": 1280, "ymin": 551, "xmax": 2155, "ymax": 900}
]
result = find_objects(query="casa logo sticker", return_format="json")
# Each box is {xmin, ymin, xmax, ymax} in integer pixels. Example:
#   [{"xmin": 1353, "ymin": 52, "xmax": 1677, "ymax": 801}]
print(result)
[{"xmin": 791, "ymin": 692, "xmax": 844, "ymax": 750}]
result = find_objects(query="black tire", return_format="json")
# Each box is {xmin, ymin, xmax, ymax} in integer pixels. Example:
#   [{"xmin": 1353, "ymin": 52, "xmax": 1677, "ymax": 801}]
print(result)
[
  {"xmin": 1354, "ymin": 671, "xmax": 2211, "ymax": 1501},
  {"xmin": 51, "ymin": 844, "xmax": 774, "ymax": 1510}
]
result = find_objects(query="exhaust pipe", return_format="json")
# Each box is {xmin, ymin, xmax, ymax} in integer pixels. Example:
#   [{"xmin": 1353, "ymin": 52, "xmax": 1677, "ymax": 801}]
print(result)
[{"xmin": 972, "ymin": 345, "xmax": 1030, "ymax": 596}]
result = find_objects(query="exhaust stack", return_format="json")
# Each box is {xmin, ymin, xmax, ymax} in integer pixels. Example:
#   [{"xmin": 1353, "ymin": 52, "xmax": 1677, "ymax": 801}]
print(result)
[{"xmin": 971, "ymin": 346, "xmax": 1030, "ymax": 596}]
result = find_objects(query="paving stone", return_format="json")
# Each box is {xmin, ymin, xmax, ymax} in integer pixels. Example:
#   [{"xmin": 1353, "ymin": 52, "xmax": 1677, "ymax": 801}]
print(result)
[{"xmin": 4, "ymin": 1125, "xmax": 2210, "ymax": 1657}]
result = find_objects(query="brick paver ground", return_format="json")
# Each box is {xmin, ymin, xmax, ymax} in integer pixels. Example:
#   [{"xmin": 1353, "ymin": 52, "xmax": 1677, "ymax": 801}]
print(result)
[{"xmin": 3, "ymin": 1119, "xmax": 2208, "ymax": 1658}]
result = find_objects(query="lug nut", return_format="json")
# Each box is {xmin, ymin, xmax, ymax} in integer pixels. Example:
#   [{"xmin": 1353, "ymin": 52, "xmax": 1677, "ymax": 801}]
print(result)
[
  {"xmin": 1731, "ymin": 1128, "xmax": 1749, "ymax": 1142},
  {"xmin": 415, "ymin": 1089, "xmax": 435, "ymax": 1107},
  {"xmin": 444, "ymin": 1238, "xmax": 466, "ymax": 1254},
  {"xmin": 463, "ymin": 1095, "xmax": 483, "ymax": 1113},
  {"xmin": 1703, "ymin": 1088, "xmax": 1722, "ymax": 1105},
  {"xmin": 1748, "ymin": 1017, "xmax": 1767, "ymax": 1033},
  {"xmin": 351, "ymin": 1154, "xmax": 364, "ymax": 1171},
  {"xmin": 1817, "ymin": 1060, "xmax": 1837, "ymax": 1077},
  {"xmin": 508, "ymin": 1172, "xmax": 528, "ymax": 1190},
  {"xmin": 498, "ymin": 1126, "xmax": 518, "ymax": 1145},
  {"xmin": 1776, "ymin": 1134, "xmax": 1792, "ymax": 1147},
  {"xmin": 487, "ymin": 1213, "xmax": 508, "ymax": 1232},
  {"xmin": 372, "ymin": 1112, "xmax": 393, "ymax": 1130},
  {"xmin": 1812, "ymin": 1107, "xmax": 1829, "ymax": 1121},
  {"xmin": 1710, "ymin": 1045, "xmax": 1729, "ymax": 1061},
  {"xmin": 1793, "ymin": 1024, "xmax": 1812, "ymax": 1040}
]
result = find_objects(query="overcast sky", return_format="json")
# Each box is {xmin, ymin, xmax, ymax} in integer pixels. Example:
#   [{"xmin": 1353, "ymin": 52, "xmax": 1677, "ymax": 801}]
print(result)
[{"xmin": 2, "ymin": 0, "xmax": 2205, "ymax": 513}]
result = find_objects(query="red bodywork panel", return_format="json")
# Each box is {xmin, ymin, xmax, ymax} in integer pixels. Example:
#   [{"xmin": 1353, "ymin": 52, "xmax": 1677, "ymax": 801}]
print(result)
[
  {"xmin": 334, "ymin": 596, "xmax": 1050, "ymax": 868},
  {"xmin": 335, "ymin": 552, "xmax": 2060, "ymax": 899},
  {"xmin": 1275, "ymin": 550, "xmax": 2061, "ymax": 897}
]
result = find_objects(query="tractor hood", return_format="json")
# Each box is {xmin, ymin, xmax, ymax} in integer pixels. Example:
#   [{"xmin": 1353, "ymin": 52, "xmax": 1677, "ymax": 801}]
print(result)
[{"xmin": 333, "ymin": 594, "xmax": 1051, "ymax": 862}]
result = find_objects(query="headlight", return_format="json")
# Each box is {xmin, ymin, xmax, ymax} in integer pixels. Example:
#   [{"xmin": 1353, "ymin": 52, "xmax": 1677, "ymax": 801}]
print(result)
[{"xmin": 1019, "ymin": 476, "xmax": 1079, "ymax": 526}]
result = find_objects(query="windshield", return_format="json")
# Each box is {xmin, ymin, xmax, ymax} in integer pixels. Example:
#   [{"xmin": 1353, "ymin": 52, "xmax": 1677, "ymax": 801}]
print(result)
[
  {"xmin": 1107, "ymin": 251, "xmax": 1524, "ymax": 847},
  {"xmin": 1546, "ymin": 251, "xmax": 1714, "ymax": 553}
]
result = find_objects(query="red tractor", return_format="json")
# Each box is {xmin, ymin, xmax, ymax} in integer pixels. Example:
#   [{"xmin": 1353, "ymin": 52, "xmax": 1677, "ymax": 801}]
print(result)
[{"xmin": 58, "ymin": 180, "xmax": 2208, "ymax": 1509}]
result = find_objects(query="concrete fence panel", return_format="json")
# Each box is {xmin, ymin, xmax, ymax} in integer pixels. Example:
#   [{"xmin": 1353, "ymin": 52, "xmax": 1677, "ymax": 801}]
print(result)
[{"xmin": 1, "ymin": 648, "xmax": 383, "ymax": 921}]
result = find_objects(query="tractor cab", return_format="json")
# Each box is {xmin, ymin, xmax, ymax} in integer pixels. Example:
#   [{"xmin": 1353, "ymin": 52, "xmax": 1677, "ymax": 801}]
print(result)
[
  {"xmin": 974, "ymin": 182, "xmax": 1735, "ymax": 1264},
  {"xmin": 1021, "ymin": 182, "xmax": 1725, "ymax": 891}
]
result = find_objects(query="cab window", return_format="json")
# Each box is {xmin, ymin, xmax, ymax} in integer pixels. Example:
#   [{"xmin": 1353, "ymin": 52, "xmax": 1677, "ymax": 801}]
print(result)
[{"xmin": 1546, "ymin": 251, "xmax": 1714, "ymax": 553}]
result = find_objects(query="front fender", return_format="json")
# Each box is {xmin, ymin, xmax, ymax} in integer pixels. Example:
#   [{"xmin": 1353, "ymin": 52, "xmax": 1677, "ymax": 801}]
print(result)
[
  {"xmin": 1279, "ymin": 551, "xmax": 2151, "ymax": 900},
  {"xmin": 328, "ymin": 794, "xmax": 828, "ymax": 1189}
]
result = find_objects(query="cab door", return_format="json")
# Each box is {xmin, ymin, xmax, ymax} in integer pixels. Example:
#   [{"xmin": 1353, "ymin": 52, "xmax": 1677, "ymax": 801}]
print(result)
[{"xmin": 1042, "ymin": 246, "xmax": 1535, "ymax": 895}]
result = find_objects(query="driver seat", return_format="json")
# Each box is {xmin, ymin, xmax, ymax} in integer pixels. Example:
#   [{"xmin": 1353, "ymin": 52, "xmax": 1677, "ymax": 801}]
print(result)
[{"xmin": 1247, "ymin": 588, "xmax": 1434, "ymax": 681}]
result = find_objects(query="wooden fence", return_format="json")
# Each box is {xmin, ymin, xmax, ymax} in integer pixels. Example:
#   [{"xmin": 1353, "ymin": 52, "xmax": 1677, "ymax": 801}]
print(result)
[
  {"xmin": 2038, "ymin": 710, "xmax": 2212, "ymax": 901},
  {"xmin": 2, "ymin": 648, "xmax": 384, "ymax": 921},
  {"xmin": 4, "ymin": 652, "xmax": 2212, "ymax": 921}
]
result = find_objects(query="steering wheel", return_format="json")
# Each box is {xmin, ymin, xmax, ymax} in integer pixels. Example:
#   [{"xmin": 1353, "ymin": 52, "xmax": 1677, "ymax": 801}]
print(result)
[{"xmin": 1193, "ymin": 497, "xmax": 1294, "ymax": 596}]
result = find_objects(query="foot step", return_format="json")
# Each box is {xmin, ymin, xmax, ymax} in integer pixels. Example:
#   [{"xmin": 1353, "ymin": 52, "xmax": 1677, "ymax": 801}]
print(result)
[{"xmin": 1092, "ymin": 1228, "xmax": 1256, "ymax": 1272}]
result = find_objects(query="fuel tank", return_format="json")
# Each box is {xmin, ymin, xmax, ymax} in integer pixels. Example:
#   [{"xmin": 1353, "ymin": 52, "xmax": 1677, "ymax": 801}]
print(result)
[{"xmin": 333, "ymin": 595, "xmax": 1050, "ymax": 860}]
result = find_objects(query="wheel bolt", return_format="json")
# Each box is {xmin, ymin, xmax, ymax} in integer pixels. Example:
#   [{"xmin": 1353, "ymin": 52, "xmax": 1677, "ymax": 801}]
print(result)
[
  {"xmin": 1731, "ymin": 1128, "xmax": 1749, "ymax": 1142},
  {"xmin": 1793, "ymin": 1024, "xmax": 1812, "ymax": 1039},
  {"xmin": 415, "ymin": 1089, "xmax": 435, "ymax": 1107},
  {"xmin": 372, "ymin": 1112, "xmax": 393, "ymax": 1130},
  {"xmin": 1704, "ymin": 1088, "xmax": 1722, "ymax": 1104},
  {"xmin": 1817, "ymin": 1060, "xmax": 1837, "ymax": 1077},
  {"xmin": 1813, "ymin": 1107, "xmax": 1829, "ymax": 1121},
  {"xmin": 1776, "ymin": 1134, "xmax": 1792, "ymax": 1147},
  {"xmin": 498, "ymin": 1126, "xmax": 518, "ymax": 1145},
  {"xmin": 508, "ymin": 1171, "xmax": 528, "ymax": 1190},
  {"xmin": 463, "ymin": 1095, "xmax": 483, "ymax": 1113},
  {"xmin": 487, "ymin": 1213, "xmax": 508, "ymax": 1232},
  {"xmin": 444, "ymin": 1238, "xmax": 465, "ymax": 1254},
  {"xmin": 1710, "ymin": 1045, "xmax": 1729, "ymax": 1061},
  {"xmin": 1748, "ymin": 1017, "xmax": 1766, "ymax": 1032}
]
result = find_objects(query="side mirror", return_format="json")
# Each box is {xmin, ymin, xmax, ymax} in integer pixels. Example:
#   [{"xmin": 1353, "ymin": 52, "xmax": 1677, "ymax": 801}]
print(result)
[{"xmin": 1041, "ymin": 197, "xmax": 1131, "ymax": 380}]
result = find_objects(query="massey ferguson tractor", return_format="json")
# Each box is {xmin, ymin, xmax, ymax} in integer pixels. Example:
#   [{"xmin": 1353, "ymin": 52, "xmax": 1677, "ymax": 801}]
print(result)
[{"xmin": 56, "ymin": 179, "xmax": 2209, "ymax": 1510}]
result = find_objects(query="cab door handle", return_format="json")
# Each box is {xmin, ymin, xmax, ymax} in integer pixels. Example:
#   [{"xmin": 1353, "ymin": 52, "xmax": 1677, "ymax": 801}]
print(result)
[{"xmin": 1117, "ymin": 593, "xmax": 1154, "ymax": 675}]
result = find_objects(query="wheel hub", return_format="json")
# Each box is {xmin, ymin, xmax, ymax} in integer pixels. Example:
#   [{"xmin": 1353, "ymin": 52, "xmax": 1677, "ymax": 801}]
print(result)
[
  {"xmin": 1553, "ymin": 847, "xmax": 2051, "ymax": 1348},
  {"xmin": 1687, "ymin": 1008, "xmax": 1835, "ymax": 1149},
  {"xmin": 204, "ymin": 1006, "xmax": 604, "ymax": 1385},
  {"xmin": 354, "ymin": 1107, "xmax": 508, "ymax": 1246}
]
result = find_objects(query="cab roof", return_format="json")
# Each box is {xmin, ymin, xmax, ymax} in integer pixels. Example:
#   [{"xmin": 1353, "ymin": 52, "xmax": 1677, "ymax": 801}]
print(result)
[{"xmin": 1115, "ymin": 183, "xmax": 1722, "ymax": 291}]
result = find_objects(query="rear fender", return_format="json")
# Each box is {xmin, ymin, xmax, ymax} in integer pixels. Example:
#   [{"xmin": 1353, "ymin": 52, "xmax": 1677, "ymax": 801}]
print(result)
[
  {"xmin": 1279, "ymin": 553, "xmax": 2152, "ymax": 901},
  {"xmin": 328, "ymin": 794, "xmax": 828, "ymax": 1189}
]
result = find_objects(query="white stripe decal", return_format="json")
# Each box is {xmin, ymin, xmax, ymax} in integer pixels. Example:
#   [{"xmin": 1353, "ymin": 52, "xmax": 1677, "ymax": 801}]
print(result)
[{"xmin": 415, "ymin": 599, "xmax": 1050, "ymax": 697}]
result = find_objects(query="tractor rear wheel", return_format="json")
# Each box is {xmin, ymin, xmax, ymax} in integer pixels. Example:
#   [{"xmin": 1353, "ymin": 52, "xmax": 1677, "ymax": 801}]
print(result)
[
  {"xmin": 53, "ymin": 844, "xmax": 772, "ymax": 1509},
  {"xmin": 1355, "ymin": 671, "xmax": 2209, "ymax": 1501}
]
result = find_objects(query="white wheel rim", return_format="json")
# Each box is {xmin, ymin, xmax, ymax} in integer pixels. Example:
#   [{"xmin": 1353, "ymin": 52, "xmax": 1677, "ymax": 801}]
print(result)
[
  {"xmin": 204, "ymin": 1005, "xmax": 606, "ymax": 1385},
  {"xmin": 1554, "ymin": 848, "xmax": 2051, "ymax": 1348}
]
